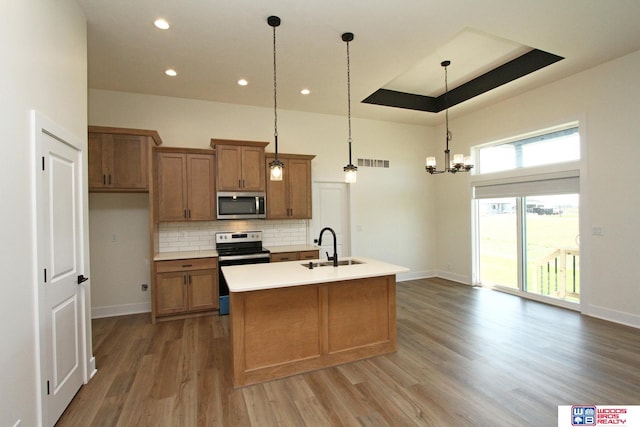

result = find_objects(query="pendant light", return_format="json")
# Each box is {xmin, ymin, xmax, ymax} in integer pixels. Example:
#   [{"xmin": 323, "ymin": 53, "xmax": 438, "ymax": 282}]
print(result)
[
  {"xmin": 425, "ymin": 60, "xmax": 474, "ymax": 174},
  {"xmin": 342, "ymin": 32, "xmax": 357, "ymax": 184},
  {"xmin": 268, "ymin": 15, "xmax": 284, "ymax": 181}
]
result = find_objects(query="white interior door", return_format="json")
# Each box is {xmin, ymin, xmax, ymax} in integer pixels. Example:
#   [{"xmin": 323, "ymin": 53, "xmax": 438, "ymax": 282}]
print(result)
[
  {"xmin": 312, "ymin": 182, "xmax": 351, "ymax": 258},
  {"xmin": 35, "ymin": 115, "xmax": 86, "ymax": 426}
]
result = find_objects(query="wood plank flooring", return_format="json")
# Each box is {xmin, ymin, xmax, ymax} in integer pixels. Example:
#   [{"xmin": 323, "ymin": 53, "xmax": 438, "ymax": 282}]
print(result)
[{"xmin": 57, "ymin": 278, "xmax": 640, "ymax": 426}]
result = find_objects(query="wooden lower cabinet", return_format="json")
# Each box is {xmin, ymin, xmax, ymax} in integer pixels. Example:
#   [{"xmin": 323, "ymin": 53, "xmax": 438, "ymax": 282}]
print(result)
[
  {"xmin": 153, "ymin": 257, "xmax": 218, "ymax": 322},
  {"xmin": 270, "ymin": 249, "xmax": 319, "ymax": 263},
  {"xmin": 230, "ymin": 275, "xmax": 397, "ymax": 387}
]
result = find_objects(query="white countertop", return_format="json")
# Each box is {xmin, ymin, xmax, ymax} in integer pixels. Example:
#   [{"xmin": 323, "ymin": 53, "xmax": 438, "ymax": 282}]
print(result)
[
  {"xmin": 154, "ymin": 245, "xmax": 318, "ymax": 261},
  {"xmin": 222, "ymin": 257, "xmax": 409, "ymax": 292}
]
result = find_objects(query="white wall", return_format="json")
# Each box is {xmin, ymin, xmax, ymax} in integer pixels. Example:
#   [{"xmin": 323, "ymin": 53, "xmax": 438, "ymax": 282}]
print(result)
[
  {"xmin": 436, "ymin": 49, "xmax": 640, "ymax": 327},
  {"xmin": 89, "ymin": 193, "xmax": 151, "ymax": 317},
  {"xmin": 0, "ymin": 0, "xmax": 87, "ymax": 425},
  {"xmin": 88, "ymin": 89, "xmax": 436, "ymax": 311}
]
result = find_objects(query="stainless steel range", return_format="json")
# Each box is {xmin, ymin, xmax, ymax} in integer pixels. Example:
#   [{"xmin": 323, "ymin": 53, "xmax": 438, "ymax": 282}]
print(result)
[{"xmin": 216, "ymin": 231, "xmax": 270, "ymax": 313}]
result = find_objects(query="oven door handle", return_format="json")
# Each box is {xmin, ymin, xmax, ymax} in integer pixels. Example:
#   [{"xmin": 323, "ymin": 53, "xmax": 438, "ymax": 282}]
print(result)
[{"xmin": 219, "ymin": 253, "xmax": 270, "ymax": 262}]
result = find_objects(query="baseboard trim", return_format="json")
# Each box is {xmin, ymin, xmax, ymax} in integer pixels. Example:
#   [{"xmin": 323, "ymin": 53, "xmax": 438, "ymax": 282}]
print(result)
[
  {"xmin": 92, "ymin": 302, "xmax": 151, "ymax": 319},
  {"xmin": 397, "ymin": 270, "xmax": 435, "ymax": 282},
  {"xmin": 586, "ymin": 304, "xmax": 640, "ymax": 329}
]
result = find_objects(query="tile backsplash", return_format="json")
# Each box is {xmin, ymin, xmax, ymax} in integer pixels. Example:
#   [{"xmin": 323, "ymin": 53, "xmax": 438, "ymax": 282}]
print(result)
[{"xmin": 158, "ymin": 219, "xmax": 310, "ymax": 252}]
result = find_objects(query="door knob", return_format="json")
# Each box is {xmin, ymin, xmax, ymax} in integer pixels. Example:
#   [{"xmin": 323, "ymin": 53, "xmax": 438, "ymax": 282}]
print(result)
[{"xmin": 77, "ymin": 275, "xmax": 89, "ymax": 285}]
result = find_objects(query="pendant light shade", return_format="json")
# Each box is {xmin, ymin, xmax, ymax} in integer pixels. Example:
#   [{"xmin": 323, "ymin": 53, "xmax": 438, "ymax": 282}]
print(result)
[
  {"xmin": 268, "ymin": 15, "xmax": 284, "ymax": 181},
  {"xmin": 342, "ymin": 32, "xmax": 357, "ymax": 183}
]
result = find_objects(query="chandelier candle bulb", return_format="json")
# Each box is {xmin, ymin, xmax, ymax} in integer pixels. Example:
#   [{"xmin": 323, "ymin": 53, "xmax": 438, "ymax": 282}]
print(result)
[
  {"xmin": 426, "ymin": 157, "xmax": 436, "ymax": 167},
  {"xmin": 453, "ymin": 154, "xmax": 465, "ymax": 165},
  {"xmin": 464, "ymin": 156, "xmax": 473, "ymax": 166}
]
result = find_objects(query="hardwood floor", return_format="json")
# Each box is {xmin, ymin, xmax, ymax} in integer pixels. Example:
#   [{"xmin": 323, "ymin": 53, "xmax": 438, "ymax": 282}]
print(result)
[{"xmin": 57, "ymin": 278, "xmax": 640, "ymax": 426}]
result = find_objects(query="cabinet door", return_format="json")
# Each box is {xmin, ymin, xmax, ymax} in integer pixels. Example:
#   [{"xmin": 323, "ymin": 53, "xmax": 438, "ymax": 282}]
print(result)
[
  {"xmin": 157, "ymin": 152, "xmax": 188, "ymax": 221},
  {"xmin": 188, "ymin": 269, "xmax": 218, "ymax": 311},
  {"xmin": 156, "ymin": 272, "xmax": 188, "ymax": 316},
  {"xmin": 216, "ymin": 145, "xmax": 242, "ymax": 191},
  {"xmin": 110, "ymin": 134, "xmax": 148, "ymax": 189},
  {"xmin": 187, "ymin": 154, "xmax": 215, "ymax": 220},
  {"xmin": 240, "ymin": 146, "xmax": 266, "ymax": 191},
  {"xmin": 88, "ymin": 133, "xmax": 108, "ymax": 189},
  {"xmin": 266, "ymin": 158, "xmax": 289, "ymax": 219},
  {"xmin": 288, "ymin": 158, "xmax": 312, "ymax": 219}
]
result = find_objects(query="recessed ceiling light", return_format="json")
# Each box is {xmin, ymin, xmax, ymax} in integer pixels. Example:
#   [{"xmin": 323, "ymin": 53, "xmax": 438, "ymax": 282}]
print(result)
[
  {"xmin": 154, "ymin": 18, "xmax": 170, "ymax": 30},
  {"xmin": 165, "ymin": 69, "xmax": 177, "ymax": 77},
  {"xmin": 238, "ymin": 79, "xmax": 248, "ymax": 86},
  {"xmin": 300, "ymin": 89, "xmax": 311, "ymax": 95}
]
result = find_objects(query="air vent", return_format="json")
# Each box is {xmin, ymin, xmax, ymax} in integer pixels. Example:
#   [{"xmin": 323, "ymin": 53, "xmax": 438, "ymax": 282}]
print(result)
[{"xmin": 357, "ymin": 158, "xmax": 390, "ymax": 168}]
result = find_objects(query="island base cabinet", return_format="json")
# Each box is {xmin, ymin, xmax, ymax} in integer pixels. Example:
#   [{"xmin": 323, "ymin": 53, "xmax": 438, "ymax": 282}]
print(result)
[{"xmin": 230, "ymin": 275, "xmax": 396, "ymax": 387}]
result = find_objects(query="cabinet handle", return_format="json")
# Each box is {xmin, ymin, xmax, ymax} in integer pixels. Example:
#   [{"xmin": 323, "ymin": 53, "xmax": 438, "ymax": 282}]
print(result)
[
  {"xmin": 181, "ymin": 264, "xmax": 193, "ymax": 268},
  {"xmin": 103, "ymin": 174, "xmax": 106, "ymax": 185},
  {"xmin": 242, "ymin": 179, "xmax": 245, "ymax": 188},
  {"xmin": 188, "ymin": 274, "xmax": 192, "ymax": 284},
  {"xmin": 183, "ymin": 275, "xmax": 187, "ymax": 285},
  {"xmin": 108, "ymin": 174, "xmax": 112, "ymax": 185},
  {"xmin": 188, "ymin": 209, "xmax": 191, "ymax": 218},
  {"xmin": 184, "ymin": 209, "xmax": 187, "ymax": 218},
  {"xmin": 238, "ymin": 179, "xmax": 242, "ymax": 188}
]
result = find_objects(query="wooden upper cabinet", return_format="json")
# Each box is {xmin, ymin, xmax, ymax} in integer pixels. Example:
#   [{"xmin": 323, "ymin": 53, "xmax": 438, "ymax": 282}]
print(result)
[
  {"xmin": 210, "ymin": 139, "xmax": 268, "ymax": 192},
  {"xmin": 155, "ymin": 149, "xmax": 215, "ymax": 222},
  {"xmin": 88, "ymin": 126, "xmax": 162, "ymax": 192},
  {"xmin": 265, "ymin": 153, "xmax": 315, "ymax": 219}
]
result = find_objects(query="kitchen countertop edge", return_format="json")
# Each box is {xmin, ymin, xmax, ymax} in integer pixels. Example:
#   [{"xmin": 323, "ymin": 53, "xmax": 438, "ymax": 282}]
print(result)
[{"xmin": 222, "ymin": 257, "xmax": 410, "ymax": 292}]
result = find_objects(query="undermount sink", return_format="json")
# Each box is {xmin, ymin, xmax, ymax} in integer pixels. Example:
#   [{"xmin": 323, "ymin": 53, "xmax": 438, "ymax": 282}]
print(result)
[{"xmin": 302, "ymin": 259, "xmax": 365, "ymax": 269}]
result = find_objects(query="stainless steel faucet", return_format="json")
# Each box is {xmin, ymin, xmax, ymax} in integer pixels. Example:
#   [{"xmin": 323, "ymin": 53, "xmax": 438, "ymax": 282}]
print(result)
[{"xmin": 317, "ymin": 227, "xmax": 338, "ymax": 267}]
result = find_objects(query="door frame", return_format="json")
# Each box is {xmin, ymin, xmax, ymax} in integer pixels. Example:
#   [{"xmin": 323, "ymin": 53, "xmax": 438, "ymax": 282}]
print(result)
[{"xmin": 32, "ymin": 111, "xmax": 96, "ymax": 425}]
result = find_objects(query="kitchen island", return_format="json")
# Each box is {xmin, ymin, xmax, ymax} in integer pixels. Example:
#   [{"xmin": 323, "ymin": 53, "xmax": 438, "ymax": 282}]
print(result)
[{"xmin": 222, "ymin": 257, "xmax": 409, "ymax": 387}]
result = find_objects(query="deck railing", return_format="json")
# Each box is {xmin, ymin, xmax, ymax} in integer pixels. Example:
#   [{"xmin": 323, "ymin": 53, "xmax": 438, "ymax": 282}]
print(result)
[{"xmin": 532, "ymin": 248, "xmax": 580, "ymax": 299}]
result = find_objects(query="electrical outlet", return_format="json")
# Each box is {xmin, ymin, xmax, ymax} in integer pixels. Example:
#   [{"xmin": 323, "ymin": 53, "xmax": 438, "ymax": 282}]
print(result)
[{"xmin": 141, "ymin": 284, "xmax": 148, "ymax": 292}]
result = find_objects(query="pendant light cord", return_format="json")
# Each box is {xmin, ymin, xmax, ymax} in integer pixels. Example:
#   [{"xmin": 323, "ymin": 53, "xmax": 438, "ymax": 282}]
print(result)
[
  {"xmin": 444, "ymin": 63, "xmax": 451, "ymax": 151},
  {"xmin": 272, "ymin": 23, "xmax": 279, "ymax": 158},
  {"xmin": 347, "ymin": 39, "xmax": 352, "ymax": 146},
  {"xmin": 346, "ymin": 37, "xmax": 353, "ymax": 165}
]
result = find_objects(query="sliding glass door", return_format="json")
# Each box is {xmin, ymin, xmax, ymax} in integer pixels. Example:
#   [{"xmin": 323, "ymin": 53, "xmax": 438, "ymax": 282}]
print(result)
[
  {"xmin": 475, "ymin": 194, "xmax": 580, "ymax": 304},
  {"xmin": 524, "ymin": 194, "xmax": 580, "ymax": 302},
  {"xmin": 477, "ymin": 197, "xmax": 519, "ymax": 290}
]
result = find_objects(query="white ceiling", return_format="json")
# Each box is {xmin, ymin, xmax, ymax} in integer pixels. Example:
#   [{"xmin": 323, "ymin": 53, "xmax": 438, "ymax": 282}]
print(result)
[{"xmin": 77, "ymin": 0, "xmax": 640, "ymax": 126}]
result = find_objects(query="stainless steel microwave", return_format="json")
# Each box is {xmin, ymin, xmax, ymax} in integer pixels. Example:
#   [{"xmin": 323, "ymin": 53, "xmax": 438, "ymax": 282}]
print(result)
[{"xmin": 217, "ymin": 192, "xmax": 266, "ymax": 220}]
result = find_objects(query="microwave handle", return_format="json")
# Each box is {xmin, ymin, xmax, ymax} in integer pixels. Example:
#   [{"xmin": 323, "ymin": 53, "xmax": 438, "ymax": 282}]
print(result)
[{"xmin": 255, "ymin": 196, "xmax": 259, "ymax": 213}]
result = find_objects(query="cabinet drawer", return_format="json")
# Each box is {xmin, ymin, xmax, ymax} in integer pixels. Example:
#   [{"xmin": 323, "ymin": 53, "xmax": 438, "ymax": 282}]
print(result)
[
  {"xmin": 155, "ymin": 257, "xmax": 217, "ymax": 273},
  {"xmin": 299, "ymin": 250, "xmax": 319, "ymax": 260},
  {"xmin": 270, "ymin": 252, "xmax": 298, "ymax": 263}
]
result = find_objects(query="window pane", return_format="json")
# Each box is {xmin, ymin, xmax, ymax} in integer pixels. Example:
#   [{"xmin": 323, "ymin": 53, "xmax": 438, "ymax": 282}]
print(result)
[
  {"xmin": 524, "ymin": 194, "xmax": 580, "ymax": 302},
  {"xmin": 477, "ymin": 198, "xmax": 518, "ymax": 289},
  {"xmin": 478, "ymin": 126, "xmax": 580, "ymax": 174}
]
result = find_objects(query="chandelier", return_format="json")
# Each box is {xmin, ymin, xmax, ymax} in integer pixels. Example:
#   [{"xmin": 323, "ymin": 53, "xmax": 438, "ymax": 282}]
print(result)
[{"xmin": 425, "ymin": 60, "xmax": 473, "ymax": 174}]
